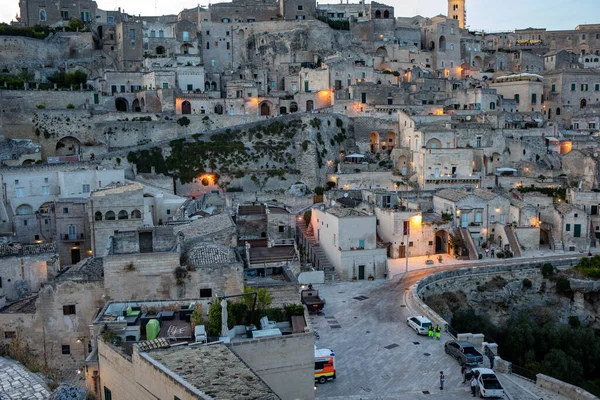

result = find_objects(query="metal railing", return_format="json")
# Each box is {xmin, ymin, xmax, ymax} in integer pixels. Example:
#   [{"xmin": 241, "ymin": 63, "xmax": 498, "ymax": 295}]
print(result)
[{"xmin": 509, "ymin": 364, "xmax": 537, "ymax": 382}]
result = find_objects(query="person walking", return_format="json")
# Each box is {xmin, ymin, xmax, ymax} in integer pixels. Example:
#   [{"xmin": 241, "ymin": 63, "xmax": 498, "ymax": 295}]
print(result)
[
  {"xmin": 485, "ymin": 248, "xmax": 489, "ymax": 257},
  {"xmin": 461, "ymin": 365, "xmax": 467, "ymax": 384},
  {"xmin": 491, "ymin": 248, "xmax": 495, "ymax": 257},
  {"xmin": 471, "ymin": 376, "xmax": 478, "ymax": 397},
  {"xmin": 435, "ymin": 325, "xmax": 441, "ymax": 340},
  {"xmin": 439, "ymin": 371, "xmax": 445, "ymax": 390},
  {"xmin": 428, "ymin": 325, "xmax": 434, "ymax": 339}
]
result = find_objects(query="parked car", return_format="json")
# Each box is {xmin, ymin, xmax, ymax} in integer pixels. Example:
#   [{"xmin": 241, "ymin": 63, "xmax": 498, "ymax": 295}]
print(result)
[
  {"xmin": 406, "ymin": 316, "xmax": 433, "ymax": 335},
  {"xmin": 444, "ymin": 340, "xmax": 483, "ymax": 366},
  {"xmin": 471, "ymin": 368, "xmax": 504, "ymax": 398}
]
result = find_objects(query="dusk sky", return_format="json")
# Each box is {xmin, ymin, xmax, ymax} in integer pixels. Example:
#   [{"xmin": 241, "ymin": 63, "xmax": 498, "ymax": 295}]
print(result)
[{"xmin": 1, "ymin": 0, "xmax": 598, "ymax": 31}]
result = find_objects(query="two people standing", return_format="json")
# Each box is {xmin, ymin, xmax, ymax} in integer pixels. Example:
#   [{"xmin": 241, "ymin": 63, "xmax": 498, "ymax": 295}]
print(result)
[{"xmin": 428, "ymin": 325, "xmax": 441, "ymax": 340}]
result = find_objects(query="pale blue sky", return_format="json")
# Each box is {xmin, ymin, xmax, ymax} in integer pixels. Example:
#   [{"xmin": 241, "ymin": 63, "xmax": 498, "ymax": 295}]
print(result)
[{"xmin": 1, "ymin": 0, "xmax": 598, "ymax": 31}]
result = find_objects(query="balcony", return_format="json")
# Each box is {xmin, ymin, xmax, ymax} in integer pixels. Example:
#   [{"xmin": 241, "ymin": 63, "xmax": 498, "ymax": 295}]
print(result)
[{"xmin": 61, "ymin": 233, "xmax": 85, "ymax": 242}]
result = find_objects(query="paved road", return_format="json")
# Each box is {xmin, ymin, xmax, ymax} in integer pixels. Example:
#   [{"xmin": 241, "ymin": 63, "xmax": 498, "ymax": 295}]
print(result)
[
  {"xmin": 0, "ymin": 357, "xmax": 49, "ymax": 400},
  {"xmin": 313, "ymin": 256, "xmax": 576, "ymax": 399}
]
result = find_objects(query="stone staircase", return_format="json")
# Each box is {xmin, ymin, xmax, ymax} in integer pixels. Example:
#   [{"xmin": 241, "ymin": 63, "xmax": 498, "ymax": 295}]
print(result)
[
  {"xmin": 297, "ymin": 220, "xmax": 337, "ymax": 282},
  {"xmin": 459, "ymin": 228, "xmax": 480, "ymax": 260},
  {"xmin": 504, "ymin": 225, "xmax": 522, "ymax": 257}
]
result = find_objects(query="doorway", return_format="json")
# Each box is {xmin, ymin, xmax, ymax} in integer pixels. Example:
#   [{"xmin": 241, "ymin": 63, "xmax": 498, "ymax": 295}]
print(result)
[
  {"xmin": 461, "ymin": 213, "xmax": 469, "ymax": 228},
  {"xmin": 398, "ymin": 245, "xmax": 406, "ymax": 258},
  {"xmin": 358, "ymin": 265, "xmax": 365, "ymax": 280},
  {"xmin": 71, "ymin": 248, "xmax": 81, "ymax": 264},
  {"xmin": 139, "ymin": 232, "xmax": 153, "ymax": 253}
]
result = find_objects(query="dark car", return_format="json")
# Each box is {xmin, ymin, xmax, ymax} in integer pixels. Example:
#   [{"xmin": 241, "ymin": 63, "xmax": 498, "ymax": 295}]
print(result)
[{"xmin": 444, "ymin": 340, "xmax": 484, "ymax": 366}]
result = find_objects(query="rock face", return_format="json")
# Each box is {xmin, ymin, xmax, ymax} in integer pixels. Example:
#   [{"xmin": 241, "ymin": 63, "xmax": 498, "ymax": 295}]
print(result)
[
  {"xmin": 422, "ymin": 269, "xmax": 600, "ymax": 329},
  {"xmin": 288, "ymin": 183, "xmax": 308, "ymax": 197},
  {"xmin": 49, "ymin": 385, "xmax": 86, "ymax": 400}
]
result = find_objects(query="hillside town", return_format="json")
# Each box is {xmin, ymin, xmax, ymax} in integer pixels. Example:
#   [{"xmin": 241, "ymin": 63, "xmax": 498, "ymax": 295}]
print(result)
[{"xmin": 1, "ymin": 0, "xmax": 600, "ymax": 399}]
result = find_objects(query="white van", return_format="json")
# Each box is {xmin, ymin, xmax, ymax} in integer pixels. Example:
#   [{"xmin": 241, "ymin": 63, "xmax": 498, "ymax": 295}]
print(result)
[{"xmin": 406, "ymin": 316, "xmax": 433, "ymax": 335}]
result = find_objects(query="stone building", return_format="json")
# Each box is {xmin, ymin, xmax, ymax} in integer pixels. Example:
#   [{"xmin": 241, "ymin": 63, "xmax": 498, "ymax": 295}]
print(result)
[
  {"xmin": 543, "ymin": 50, "xmax": 582, "ymax": 72},
  {"xmin": 541, "ymin": 203, "xmax": 590, "ymax": 252},
  {"xmin": 447, "ymin": 0, "xmax": 466, "ymax": 29},
  {"xmin": 310, "ymin": 206, "xmax": 388, "ymax": 280},
  {"xmin": 18, "ymin": 0, "xmax": 98, "ymax": 27},
  {"xmin": 0, "ymin": 138, "xmax": 42, "ymax": 166},
  {"xmin": 543, "ymin": 69, "xmax": 600, "ymax": 122},
  {"xmin": 88, "ymin": 183, "xmax": 147, "ymax": 257},
  {"xmin": 489, "ymin": 73, "xmax": 544, "ymax": 113}
]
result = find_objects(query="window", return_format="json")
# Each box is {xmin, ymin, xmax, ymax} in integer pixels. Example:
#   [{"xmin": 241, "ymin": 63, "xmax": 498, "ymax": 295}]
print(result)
[
  {"xmin": 574, "ymin": 224, "xmax": 582, "ymax": 237},
  {"xmin": 475, "ymin": 212, "xmax": 482, "ymax": 223},
  {"xmin": 450, "ymin": 27, "xmax": 454, "ymax": 34},
  {"xmin": 61, "ymin": 10, "xmax": 69, "ymax": 21},
  {"xmin": 62, "ymin": 345, "xmax": 71, "ymax": 355},
  {"xmin": 403, "ymin": 221, "xmax": 410, "ymax": 235},
  {"xmin": 297, "ymin": 5, "xmax": 303, "ymax": 10},
  {"xmin": 163, "ymin": 83, "xmax": 169, "ymax": 89},
  {"xmin": 476, "ymin": 136, "xmax": 482, "ymax": 147},
  {"xmin": 107, "ymin": 16, "xmax": 114, "ymax": 24},
  {"xmin": 159, "ymin": 30, "xmax": 164, "ymax": 38},
  {"xmin": 531, "ymin": 93, "xmax": 537, "ymax": 104},
  {"xmin": 82, "ymin": 184, "xmax": 90, "ymax": 193},
  {"xmin": 4, "ymin": 331, "xmax": 16, "ymax": 339},
  {"xmin": 42, "ymin": 186, "xmax": 50, "ymax": 195},
  {"xmin": 104, "ymin": 387, "xmax": 112, "ymax": 400},
  {"xmin": 15, "ymin": 188, "xmax": 24, "ymax": 198},
  {"xmin": 490, "ymin": 215, "xmax": 495, "ymax": 223},
  {"xmin": 278, "ymin": 226, "xmax": 285, "ymax": 233},
  {"xmin": 200, "ymin": 288, "xmax": 212, "ymax": 298},
  {"xmin": 333, "ymin": 233, "xmax": 336, "ymax": 245},
  {"xmin": 129, "ymin": 29, "xmax": 135, "ymax": 41},
  {"xmin": 120, "ymin": 85, "xmax": 125, "ymax": 93},
  {"xmin": 571, "ymin": 83, "xmax": 576, "ymax": 91},
  {"xmin": 551, "ymin": 84, "xmax": 556, "ymax": 92},
  {"xmin": 166, "ymin": 209, "xmax": 171, "ymax": 215},
  {"xmin": 63, "ymin": 207, "xmax": 69, "ymax": 214},
  {"xmin": 450, "ymin": 44, "xmax": 454, "ymax": 50},
  {"xmin": 582, "ymin": 84, "xmax": 589, "ymax": 91},
  {"xmin": 63, "ymin": 305, "xmax": 76, "ymax": 315},
  {"xmin": 566, "ymin": 223, "xmax": 571, "ymax": 232},
  {"xmin": 500, "ymin": 214, "xmax": 506, "ymax": 224},
  {"xmin": 14, "ymin": 179, "xmax": 19, "ymax": 185},
  {"xmin": 358, "ymin": 240, "xmax": 365, "ymax": 249},
  {"xmin": 81, "ymin": 11, "xmax": 90, "ymax": 21},
  {"xmin": 39, "ymin": 9, "xmax": 46, "ymax": 21},
  {"xmin": 182, "ymin": 31, "xmax": 189, "ymax": 41},
  {"xmin": 227, "ymin": 42, "xmax": 230, "ymax": 50},
  {"xmin": 514, "ymin": 94, "xmax": 520, "ymax": 103}
]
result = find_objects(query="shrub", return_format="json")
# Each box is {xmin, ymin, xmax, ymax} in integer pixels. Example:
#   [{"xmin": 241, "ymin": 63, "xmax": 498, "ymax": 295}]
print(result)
[
  {"xmin": 36, "ymin": 104, "xmax": 45, "ymax": 109},
  {"xmin": 66, "ymin": 104, "xmax": 75, "ymax": 109},
  {"xmin": 555, "ymin": 277, "xmax": 572, "ymax": 294},
  {"xmin": 177, "ymin": 116, "xmax": 190, "ymax": 126},
  {"xmin": 284, "ymin": 304, "xmax": 305, "ymax": 320},
  {"xmin": 522, "ymin": 278, "xmax": 533, "ymax": 289},
  {"xmin": 541, "ymin": 263, "xmax": 555, "ymax": 278},
  {"xmin": 479, "ymin": 254, "xmax": 483, "ymax": 260},
  {"xmin": 326, "ymin": 181, "xmax": 336, "ymax": 190},
  {"xmin": 314, "ymin": 186, "xmax": 324, "ymax": 196}
]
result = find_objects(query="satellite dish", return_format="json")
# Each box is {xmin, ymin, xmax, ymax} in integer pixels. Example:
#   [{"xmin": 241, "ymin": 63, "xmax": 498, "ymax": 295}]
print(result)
[
  {"xmin": 344, "ymin": 193, "xmax": 348, "ymax": 197},
  {"xmin": 466, "ymin": 116, "xmax": 472, "ymax": 121}
]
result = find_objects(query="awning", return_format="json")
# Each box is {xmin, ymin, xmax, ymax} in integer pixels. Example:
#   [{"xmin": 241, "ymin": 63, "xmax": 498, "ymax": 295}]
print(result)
[
  {"xmin": 345, "ymin": 153, "xmax": 365, "ymax": 158},
  {"xmin": 545, "ymin": 137, "xmax": 559, "ymax": 142},
  {"xmin": 497, "ymin": 167, "xmax": 517, "ymax": 172}
]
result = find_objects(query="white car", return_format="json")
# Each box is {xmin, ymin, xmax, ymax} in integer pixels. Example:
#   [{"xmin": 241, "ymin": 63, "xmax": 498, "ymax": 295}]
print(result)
[
  {"xmin": 406, "ymin": 316, "xmax": 433, "ymax": 335},
  {"xmin": 472, "ymin": 368, "xmax": 504, "ymax": 398}
]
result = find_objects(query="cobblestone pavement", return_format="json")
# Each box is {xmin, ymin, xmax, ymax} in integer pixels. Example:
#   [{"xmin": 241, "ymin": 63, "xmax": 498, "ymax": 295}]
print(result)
[
  {"xmin": 0, "ymin": 357, "xmax": 50, "ymax": 400},
  {"xmin": 312, "ymin": 265, "xmax": 572, "ymax": 400}
]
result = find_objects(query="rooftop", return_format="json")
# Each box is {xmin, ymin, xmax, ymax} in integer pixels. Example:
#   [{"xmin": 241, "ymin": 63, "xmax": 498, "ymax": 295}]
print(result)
[
  {"xmin": 435, "ymin": 189, "xmax": 499, "ymax": 203},
  {"xmin": 173, "ymin": 213, "xmax": 235, "ymax": 239},
  {"xmin": 57, "ymin": 257, "xmax": 104, "ymax": 282},
  {"xmin": 0, "ymin": 295, "xmax": 38, "ymax": 314},
  {"xmin": 249, "ymin": 245, "xmax": 296, "ymax": 265},
  {"xmin": 144, "ymin": 344, "xmax": 278, "ymax": 400},
  {"xmin": 326, "ymin": 207, "xmax": 369, "ymax": 218},
  {"xmin": 91, "ymin": 182, "xmax": 143, "ymax": 197},
  {"xmin": 238, "ymin": 205, "xmax": 267, "ymax": 216},
  {"xmin": 186, "ymin": 244, "xmax": 237, "ymax": 266}
]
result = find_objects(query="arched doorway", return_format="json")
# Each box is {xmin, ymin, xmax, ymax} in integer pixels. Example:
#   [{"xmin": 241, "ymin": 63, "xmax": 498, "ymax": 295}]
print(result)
[
  {"xmin": 115, "ymin": 97, "xmax": 128, "ymax": 112},
  {"xmin": 581, "ymin": 98, "xmax": 587, "ymax": 108},
  {"xmin": 260, "ymin": 102, "xmax": 271, "ymax": 116},
  {"xmin": 548, "ymin": 108, "xmax": 552, "ymax": 119},
  {"xmin": 140, "ymin": 98, "xmax": 145, "ymax": 112},
  {"xmin": 435, "ymin": 230, "xmax": 448, "ymax": 254},
  {"xmin": 205, "ymin": 82, "xmax": 210, "ymax": 91},
  {"xmin": 211, "ymin": 82, "xmax": 217, "ymax": 91},
  {"xmin": 370, "ymin": 131, "xmax": 380, "ymax": 152},
  {"xmin": 556, "ymin": 107, "xmax": 561, "ymax": 116},
  {"xmin": 383, "ymin": 10, "xmax": 389, "ymax": 18},
  {"xmin": 132, "ymin": 99, "xmax": 141, "ymax": 112},
  {"xmin": 375, "ymin": 10, "xmax": 381, "ymax": 18},
  {"xmin": 156, "ymin": 46, "xmax": 165, "ymax": 55},
  {"xmin": 290, "ymin": 102, "xmax": 298, "ymax": 113},
  {"xmin": 182, "ymin": 101, "xmax": 191, "ymax": 115},
  {"xmin": 55, "ymin": 136, "xmax": 82, "ymax": 156},
  {"xmin": 215, "ymin": 104, "xmax": 224, "ymax": 115},
  {"xmin": 375, "ymin": 47, "xmax": 388, "ymax": 58},
  {"xmin": 429, "ymin": 41, "xmax": 435, "ymax": 51},
  {"xmin": 473, "ymin": 56, "xmax": 483, "ymax": 69},
  {"xmin": 439, "ymin": 36, "xmax": 447, "ymax": 51},
  {"xmin": 280, "ymin": 106, "xmax": 287, "ymax": 115},
  {"xmin": 306, "ymin": 100, "xmax": 314, "ymax": 112},
  {"xmin": 398, "ymin": 155, "xmax": 408, "ymax": 175}
]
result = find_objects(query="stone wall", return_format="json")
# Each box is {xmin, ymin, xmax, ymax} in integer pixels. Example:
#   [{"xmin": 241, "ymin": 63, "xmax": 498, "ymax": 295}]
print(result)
[
  {"xmin": 0, "ymin": 253, "xmax": 54, "ymax": 302},
  {"xmin": 536, "ymin": 374, "xmax": 599, "ymax": 400}
]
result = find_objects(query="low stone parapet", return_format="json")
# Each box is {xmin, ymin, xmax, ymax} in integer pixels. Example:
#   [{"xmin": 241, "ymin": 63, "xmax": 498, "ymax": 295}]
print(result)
[{"xmin": 536, "ymin": 374, "xmax": 599, "ymax": 400}]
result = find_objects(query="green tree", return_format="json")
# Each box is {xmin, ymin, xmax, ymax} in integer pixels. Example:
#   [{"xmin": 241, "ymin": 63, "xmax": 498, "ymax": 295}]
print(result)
[{"xmin": 68, "ymin": 18, "xmax": 84, "ymax": 31}]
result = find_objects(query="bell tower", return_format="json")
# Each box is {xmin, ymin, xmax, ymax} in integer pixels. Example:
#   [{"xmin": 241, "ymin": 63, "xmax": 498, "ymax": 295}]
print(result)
[{"xmin": 448, "ymin": 0, "xmax": 466, "ymax": 29}]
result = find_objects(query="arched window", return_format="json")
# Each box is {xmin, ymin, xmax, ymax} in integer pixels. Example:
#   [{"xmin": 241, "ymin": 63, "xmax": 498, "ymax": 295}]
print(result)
[
  {"xmin": 205, "ymin": 82, "xmax": 210, "ymax": 91},
  {"xmin": 211, "ymin": 82, "xmax": 217, "ymax": 91},
  {"xmin": 383, "ymin": 10, "xmax": 390, "ymax": 18},
  {"xmin": 556, "ymin": 107, "xmax": 561, "ymax": 116},
  {"xmin": 131, "ymin": 209, "xmax": 141, "ymax": 219},
  {"xmin": 95, "ymin": 211, "xmax": 103, "ymax": 221},
  {"xmin": 489, "ymin": 102, "xmax": 496, "ymax": 110},
  {"xmin": 118, "ymin": 210, "xmax": 129, "ymax": 220},
  {"xmin": 290, "ymin": 102, "xmax": 298, "ymax": 113},
  {"xmin": 39, "ymin": 9, "xmax": 46, "ymax": 21},
  {"xmin": 16, "ymin": 204, "xmax": 33, "ymax": 215},
  {"xmin": 375, "ymin": 10, "xmax": 381, "ymax": 18},
  {"xmin": 156, "ymin": 46, "xmax": 165, "ymax": 55},
  {"xmin": 105, "ymin": 211, "xmax": 116, "ymax": 220},
  {"xmin": 215, "ymin": 104, "xmax": 223, "ymax": 114}
]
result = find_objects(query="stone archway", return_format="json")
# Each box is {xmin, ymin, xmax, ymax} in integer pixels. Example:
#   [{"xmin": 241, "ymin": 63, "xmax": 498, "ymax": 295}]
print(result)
[
  {"xmin": 156, "ymin": 46, "xmax": 165, "ymax": 55},
  {"xmin": 215, "ymin": 104, "xmax": 224, "ymax": 115},
  {"xmin": 280, "ymin": 106, "xmax": 287, "ymax": 115},
  {"xmin": 375, "ymin": 47, "xmax": 388, "ymax": 58},
  {"xmin": 426, "ymin": 138, "xmax": 442, "ymax": 149},
  {"xmin": 398, "ymin": 155, "xmax": 408, "ymax": 175},
  {"xmin": 306, "ymin": 100, "xmax": 314, "ymax": 112},
  {"xmin": 370, "ymin": 131, "xmax": 380, "ymax": 152},
  {"xmin": 290, "ymin": 102, "xmax": 298, "ymax": 113},
  {"xmin": 383, "ymin": 10, "xmax": 390, "ymax": 18},
  {"xmin": 435, "ymin": 230, "xmax": 448, "ymax": 254},
  {"xmin": 132, "ymin": 98, "xmax": 141, "ymax": 112},
  {"xmin": 115, "ymin": 97, "xmax": 128, "ymax": 112},
  {"xmin": 182, "ymin": 101, "xmax": 191, "ymax": 115},
  {"xmin": 55, "ymin": 136, "xmax": 82, "ymax": 156},
  {"xmin": 439, "ymin": 36, "xmax": 447, "ymax": 51},
  {"xmin": 375, "ymin": 10, "xmax": 381, "ymax": 18}
]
